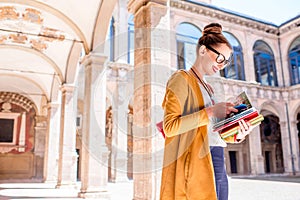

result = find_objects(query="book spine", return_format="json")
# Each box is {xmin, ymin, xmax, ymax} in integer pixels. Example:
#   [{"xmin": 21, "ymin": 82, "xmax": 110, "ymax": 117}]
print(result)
[
  {"xmin": 220, "ymin": 115, "xmax": 264, "ymax": 139},
  {"xmin": 214, "ymin": 111, "xmax": 259, "ymax": 132}
]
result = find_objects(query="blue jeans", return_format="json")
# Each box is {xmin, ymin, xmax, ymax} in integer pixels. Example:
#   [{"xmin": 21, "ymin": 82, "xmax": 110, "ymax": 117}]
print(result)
[{"xmin": 210, "ymin": 146, "xmax": 228, "ymax": 200}]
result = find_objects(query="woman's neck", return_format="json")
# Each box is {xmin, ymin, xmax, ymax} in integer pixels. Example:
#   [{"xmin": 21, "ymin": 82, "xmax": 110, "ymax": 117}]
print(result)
[{"xmin": 190, "ymin": 66, "xmax": 204, "ymax": 80}]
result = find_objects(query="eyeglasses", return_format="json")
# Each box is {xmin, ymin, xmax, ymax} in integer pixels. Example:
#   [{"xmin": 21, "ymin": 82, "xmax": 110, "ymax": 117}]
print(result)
[{"xmin": 206, "ymin": 45, "xmax": 232, "ymax": 68}]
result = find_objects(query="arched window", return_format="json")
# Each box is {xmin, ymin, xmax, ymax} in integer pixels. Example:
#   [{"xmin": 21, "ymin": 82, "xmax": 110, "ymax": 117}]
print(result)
[
  {"xmin": 288, "ymin": 36, "xmax": 300, "ymax": 85},
  {"xmin": 253, "ymin": 41, "xmax": 278, "ymax": 86},
  {"xmin": 104, "ymin": 17, "xmax": 115, "ymax": 62},
  {"xmin": 109, "ymin": 17, "xmax": 115, "ymax": 61},
  {"xmin": 176, "ymin": 22, "xmax": 201, "ymax": 70},
  {"xmin": 128, "ymin": 15, "xmax": 134, "ymax": 65},
  {"xmin": 221, "ymin": 32, "xmax": 245, "ymax": 80}
]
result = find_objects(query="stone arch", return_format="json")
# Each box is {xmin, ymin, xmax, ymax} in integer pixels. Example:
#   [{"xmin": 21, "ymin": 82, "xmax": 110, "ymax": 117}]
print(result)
[
  {"xmin": 0, "ymin": 0, "xmax": 89, "ymax": 53},
  {"xmin": 0, "ymin": 92, "xmax": 38, "ymax": 179},
  {"xmin": 92, "ymin": 0, "xmax": 118, "ymax": 52},
  {"xmin": 259, "ymin": 101, "xmax": 284, "ymax": 173}
]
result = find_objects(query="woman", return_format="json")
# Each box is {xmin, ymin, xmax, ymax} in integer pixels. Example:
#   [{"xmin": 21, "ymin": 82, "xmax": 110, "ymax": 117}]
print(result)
[{"xmin": 159, "ymin": 23, "xmax": 251, "ymax": 200}]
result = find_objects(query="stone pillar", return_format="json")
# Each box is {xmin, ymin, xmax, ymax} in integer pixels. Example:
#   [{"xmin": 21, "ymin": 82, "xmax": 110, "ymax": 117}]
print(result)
[
  {"xmin": 248, "ymin": 90, "xmax": 264, "ymax": 175},
  {"xmin": 280, "ymin": 120, "xmax": 292, "ymax": 173},
  {"xmin": 290, "ymin": 120, "xmax": 300, "ymax": 173},
  {"xmin": 128, "ymin": 0, "xmax": 171, "ymax": 199},
  {"xmin": 78, "ymin": 53, "xmax": 110, "ymax": 199},
  {"xmin": 280, "ymin": 119, "xmax": 299, "ymax": 174},
  {"xmin": 238, "ymin": 150, "xmax": 244, "ymax": 174},
  {"xmin": 34, "ymin": 115, "xmax": 47, "ymax": 179},
  {"xmin": 248, "ymin": 127, "xmax": 264, "ymax": 175},
  {"xmin": 56, "ymin": 84, "xmax": 78, "ymax": 188},
  {"xmin": 109, "ymin": 64, "xmax": 131, "ymax": 182},
  {"xmin": 43, "ymin": 102, "xmax": 61, "ymax": 183},
  {"xmin": 280, "ymin": 93, "xmax": 298, "ymax": 174}
]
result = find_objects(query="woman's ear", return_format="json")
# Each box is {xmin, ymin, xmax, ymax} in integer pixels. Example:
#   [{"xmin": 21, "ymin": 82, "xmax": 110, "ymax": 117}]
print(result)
[{"xmin": 198, "ymin": 45, "xmax": 206, "ymax": 55}]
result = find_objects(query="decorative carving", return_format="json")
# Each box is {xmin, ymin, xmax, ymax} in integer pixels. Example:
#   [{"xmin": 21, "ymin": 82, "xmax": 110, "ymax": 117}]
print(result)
[
  {"xmin": 105, "ymin": 106, "xmax": 113, "ymax": 148},
  {"xmin": 0, "ymin": 6, "xmax": 19, "ymax": 20},
  {"xmin": 30, "ymin": 39, "xmax": 47, "ymax": 51},
  {"xmin": 280, "ymin": 18, "xmax": 300, "ymax": 35},
  {"xmin": 1, "ymin": 102, "xmax": 11, "ymax": 112},
  {"xmin": 0, "ymin": 35, "xmax": 7, "ymax": 44},
  {"xmin": 0, "ymin": 6, "xmax": 65, "ymax": 51},
  {"xmin": 0, "ymin": 92, "xmax": 35, "ymax": 112},
  {"xmin": 40, "ymin": 27, "xmax": 65, "ymax": 41},
  {"xmin": 9, "ymin": 33, "xmax": 28, "ymax": 44},
  {"xmin": 22, "ymin": 8, "xmax": 43, "ymax": 24},
  {"xmin": 170, "ymin": 0, "xmax": 280, "ymax": 35},
  {"xmin": 0, "ymin": 146, "xmax": 18, "ymax": 153}
]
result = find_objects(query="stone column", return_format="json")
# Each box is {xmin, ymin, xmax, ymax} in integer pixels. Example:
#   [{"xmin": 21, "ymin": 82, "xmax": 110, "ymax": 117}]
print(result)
[
  {"xmin": 248, "ymin": 88, "xmax": 264, "ymax": 174},
  {"xmin": 128, "ymin": 0, "xmax": 171, "ymax": 199},
  {"xmin": 248, "ymin": 127, "xmax": 264, "ymax": 175},
  {"xmin": 34, "ymin": 115, "xmax": 47, "ymax": 179},
  {"xmin": 280, "ymin": 119, "xmax": 299, "ymax": 174},
  {"xmin": 78, "ymin": 53, "xmax": 110, "ymax": 199},
  {"xmin": 109, "ymin": 64, "xmax": 131, "ymax": 182},
  {"xmin": 290, "ymin": 120, "xmax": 300, "ymax": 173},
  {"xmin": 238, "ymin": 150, "xmax": 244, "ymax": 174},
  {"xmin": 280, "ymin": 93, "xmax": 298, "ymax": 174},
  {"xmin": 43, "ymin": 102, "xmax": 61, "ymax": 183},
  {"xmin": 280, "ymin": 120, "xmax": 292, "ymax": 173},
  {"xmin": 56, "ymin": 84, "xmax": 78, "ymax": 188}
]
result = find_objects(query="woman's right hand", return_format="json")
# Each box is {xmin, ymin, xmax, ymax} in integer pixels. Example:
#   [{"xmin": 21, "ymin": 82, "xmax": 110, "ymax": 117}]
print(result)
[{"xmin": 205, "ymin": 102, "xmax": 238, "ymax": 119}]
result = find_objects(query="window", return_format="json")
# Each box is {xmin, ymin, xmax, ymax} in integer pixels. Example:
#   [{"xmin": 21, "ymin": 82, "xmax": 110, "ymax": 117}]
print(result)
[
  {"xmin": 0, "ymin": 112, "xmax": 19, "ymax": 145},
  {"xmin": 176, "ymin": 22, "xmax": 201, "ymax": 70},
  {"xmin": 104, "ymin": 17, "xmax": 115, "ymax": 62},
  {"xmin": 221, "ymin": 32, "xmax": 245, "ymax": 80},
  {"xmin": 109, "ymin": 17, "xmax": 115, "ymax": 61},
  {"xmin": 253, "ymin": 41, "xmax": 278, "ymax": 86},
  {"xmin": 128, "ymin": 15, "xmax": 134, "ymax": 65},
  {"xmin": 288, "ymin": 36, "xmax": 300, "ymax": 85}
]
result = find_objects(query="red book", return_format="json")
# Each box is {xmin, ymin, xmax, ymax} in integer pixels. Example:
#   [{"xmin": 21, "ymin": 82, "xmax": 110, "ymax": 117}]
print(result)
[
  {"xmin": 220, "ymin": 114, "xmax": 264, "ymax": 139},
  {"xmin": 156, "ymin": 121, "xmax": 165, "ymax": 138}
]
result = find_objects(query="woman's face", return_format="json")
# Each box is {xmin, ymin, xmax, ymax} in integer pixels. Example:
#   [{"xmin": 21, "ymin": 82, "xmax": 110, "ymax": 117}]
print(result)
[{"xmin": 199, "ymin": 43, "xmax": 232, "ymax": 76}]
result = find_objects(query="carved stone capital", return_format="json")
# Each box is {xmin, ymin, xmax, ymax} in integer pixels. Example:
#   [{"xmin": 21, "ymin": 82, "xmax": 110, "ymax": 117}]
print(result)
[
  {"xmin": 80, "ymin": 52, "xmax": 107, "ymax": 69},
  {"xmin": 128, "ymin": 0, "xmax": 168, "ymax": 15},
  {"xmin": 60, "ymin": 84, "xmax": 76, "ymax": 93}
]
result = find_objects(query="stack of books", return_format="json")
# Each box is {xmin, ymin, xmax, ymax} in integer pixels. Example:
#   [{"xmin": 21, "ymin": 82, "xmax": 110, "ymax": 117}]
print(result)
[{"xmin": 212, "ymin": 91, "xmax": 264, "ymax": 140}]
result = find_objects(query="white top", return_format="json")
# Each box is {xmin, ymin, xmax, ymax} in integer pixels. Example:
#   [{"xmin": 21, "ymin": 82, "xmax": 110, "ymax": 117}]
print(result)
[{"xmin": 198, "ymin": 83, "xmax": 227, "ymax": 147}]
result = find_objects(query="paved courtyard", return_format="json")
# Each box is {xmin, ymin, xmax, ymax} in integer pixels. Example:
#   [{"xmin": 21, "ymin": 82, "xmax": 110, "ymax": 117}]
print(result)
[{"xmin": 0, "ymin": 175, "xmax": 300, "ymax": 200}]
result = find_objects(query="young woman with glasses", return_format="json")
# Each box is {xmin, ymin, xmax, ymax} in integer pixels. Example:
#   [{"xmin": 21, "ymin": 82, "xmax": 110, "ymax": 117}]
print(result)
[{"xmin": 159, "ymin": 23, "xmax": 252, "ymax": 200}]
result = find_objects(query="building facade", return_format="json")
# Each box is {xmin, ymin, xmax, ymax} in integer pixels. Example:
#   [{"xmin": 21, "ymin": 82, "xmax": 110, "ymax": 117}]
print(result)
[{"xmin": 0, "ymin": 0, "xmax": 299, "ymax": 199}]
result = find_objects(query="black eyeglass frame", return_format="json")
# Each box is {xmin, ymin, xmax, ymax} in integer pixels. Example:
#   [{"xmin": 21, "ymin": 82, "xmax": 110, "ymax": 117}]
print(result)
[{"xmin": 205, "ymin": 45, "xmax": 232, "ymax": 67}]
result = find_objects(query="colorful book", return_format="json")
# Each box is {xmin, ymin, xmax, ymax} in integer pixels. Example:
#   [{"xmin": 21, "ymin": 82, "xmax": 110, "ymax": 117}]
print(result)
[
  {"xmin": 219, "ymin": 114, "xmax": 264, "ymax": 139},
  {"xmin": 213, "ymin": 108, "xmax": 259, "ymax": 132},
  {"xmin": 212, "ymin": 91, "xmax": 264, "ymax": 140}
]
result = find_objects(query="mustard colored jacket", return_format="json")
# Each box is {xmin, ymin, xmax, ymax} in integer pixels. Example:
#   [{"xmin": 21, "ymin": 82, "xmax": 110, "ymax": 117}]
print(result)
[{"xmin": 160, "ymin": 70, "xmax": 217, "ymax": 200}]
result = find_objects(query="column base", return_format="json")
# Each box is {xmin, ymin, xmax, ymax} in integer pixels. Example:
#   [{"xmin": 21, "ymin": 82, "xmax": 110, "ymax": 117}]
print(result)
[
  {"xmin": 43, "ymin": 179, "xmax": 57, "ymax": 184},
  {"xmin": 78, "ymin": 191, "xmax": 111, "ymax": 199},
  {"xmin": 55, "ymin": 182, "xmax": 78, "ymax": 189}
]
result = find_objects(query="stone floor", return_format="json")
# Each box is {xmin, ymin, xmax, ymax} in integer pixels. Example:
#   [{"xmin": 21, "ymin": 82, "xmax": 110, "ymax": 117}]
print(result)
[{"xmin": 0, "ymin": 175, "xmax": 300, "ymax": 199}]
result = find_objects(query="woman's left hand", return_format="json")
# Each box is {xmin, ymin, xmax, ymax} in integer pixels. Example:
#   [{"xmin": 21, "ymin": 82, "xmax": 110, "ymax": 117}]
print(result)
[{"xmin": 235, "ymin": 119, "xmax": 254, "ymax": 143}]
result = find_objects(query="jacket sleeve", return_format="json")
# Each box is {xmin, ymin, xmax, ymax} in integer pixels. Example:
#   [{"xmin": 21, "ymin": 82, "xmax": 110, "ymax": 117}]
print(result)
[{"xmin": 162, "ymin": 71, "xmax": 209, "ymax": 137}]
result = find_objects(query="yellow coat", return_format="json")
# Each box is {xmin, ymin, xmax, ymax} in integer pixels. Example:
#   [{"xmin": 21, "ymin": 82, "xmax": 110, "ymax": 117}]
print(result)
[{"xmin": 160, "ymin": 70, "xmax": 217, "ymax": 200}]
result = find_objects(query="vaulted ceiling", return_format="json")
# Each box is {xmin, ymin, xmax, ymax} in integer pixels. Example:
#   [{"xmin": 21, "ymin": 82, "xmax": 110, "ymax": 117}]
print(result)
[{"xmin": 0, "ymin": 0, "xmax": 117, "ymax": 113}]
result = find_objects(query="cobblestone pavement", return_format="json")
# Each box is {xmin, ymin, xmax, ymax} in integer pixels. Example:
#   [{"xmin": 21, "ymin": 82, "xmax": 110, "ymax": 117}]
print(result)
[{"xmin": 0, "ymin": 176, "xmax": 300, "ymax": 200}]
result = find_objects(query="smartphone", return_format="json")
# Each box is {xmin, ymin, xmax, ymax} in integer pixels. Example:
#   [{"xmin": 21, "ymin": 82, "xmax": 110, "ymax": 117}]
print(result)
[
  {"xmin": 234, "ymin": 104, "xmax": 247, "ymax": 112},
  {"xmin": 227, "ymin": 104, "xmax": 248, "ymax": 118}
]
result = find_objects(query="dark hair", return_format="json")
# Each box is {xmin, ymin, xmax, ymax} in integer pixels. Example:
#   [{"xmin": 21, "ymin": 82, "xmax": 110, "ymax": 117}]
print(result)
[{"xmin": 197, "ymin": 23, "xmax": 232, "ymax": 52}]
